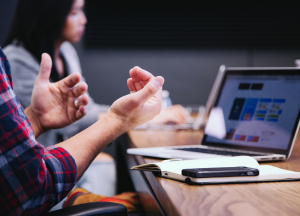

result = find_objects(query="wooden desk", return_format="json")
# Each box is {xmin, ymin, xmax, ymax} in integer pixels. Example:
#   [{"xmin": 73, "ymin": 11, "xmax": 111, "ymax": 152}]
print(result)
[{"xmin": 126, "ymin": 130, "xmax": 300, "ymax": 216}]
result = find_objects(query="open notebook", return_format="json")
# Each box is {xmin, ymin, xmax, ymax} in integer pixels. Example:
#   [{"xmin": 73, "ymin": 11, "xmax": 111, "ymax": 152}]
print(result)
[{"xmin": 131, "ymin": 156, "xmax": 300, "ymax": 185}]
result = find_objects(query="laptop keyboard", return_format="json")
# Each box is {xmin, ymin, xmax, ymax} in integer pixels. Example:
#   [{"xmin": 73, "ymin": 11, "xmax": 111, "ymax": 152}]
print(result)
[{"xmin": 175, "ymin": 147, "xmax": 270, "ymax": 157}]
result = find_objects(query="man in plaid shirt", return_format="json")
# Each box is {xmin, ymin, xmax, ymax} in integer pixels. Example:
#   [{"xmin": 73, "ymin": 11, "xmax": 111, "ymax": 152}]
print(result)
[{"xmin": 0, "ymin": 48, "xmax": 164, "ymax": 215}]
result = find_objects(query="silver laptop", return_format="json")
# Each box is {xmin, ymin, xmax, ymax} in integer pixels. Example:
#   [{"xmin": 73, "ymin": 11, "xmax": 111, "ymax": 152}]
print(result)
[{"xmin": 127, "ymin": 66, "xmax": 300, "ymax": 161}]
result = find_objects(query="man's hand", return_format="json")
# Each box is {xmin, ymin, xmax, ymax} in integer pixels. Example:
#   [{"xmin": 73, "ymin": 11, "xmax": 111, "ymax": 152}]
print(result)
[
  {"xmin": 25, "ymin": 53, "xmax": 89, "ymax": 137},
  {"xmin": 108, "ymin": 66, "xmax": 164, "ymax": 131}
]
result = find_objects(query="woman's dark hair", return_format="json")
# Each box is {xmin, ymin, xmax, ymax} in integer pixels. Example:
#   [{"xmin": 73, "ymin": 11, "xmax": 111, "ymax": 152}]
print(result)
[{"xmin": 3, "ymin": 0, "xmax": 74, "ymax": 81}]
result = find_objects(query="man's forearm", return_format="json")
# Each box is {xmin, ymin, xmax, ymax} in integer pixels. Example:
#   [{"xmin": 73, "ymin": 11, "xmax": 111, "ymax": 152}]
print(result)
[{"xmin": 57, "ymin": 112, "xmax": 127, "ymax": 179}]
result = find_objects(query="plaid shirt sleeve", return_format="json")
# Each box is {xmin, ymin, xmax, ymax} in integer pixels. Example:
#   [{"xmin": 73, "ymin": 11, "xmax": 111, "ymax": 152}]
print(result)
[{"xmin": 0, "ymin": 48, "xmax": 77, "ymax": 216}]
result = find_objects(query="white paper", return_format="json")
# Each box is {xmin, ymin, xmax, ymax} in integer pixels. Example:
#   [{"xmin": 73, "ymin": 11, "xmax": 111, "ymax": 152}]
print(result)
[{"xmin": 205, "ymin": 107, "xmax": 226, "ymax": 139}]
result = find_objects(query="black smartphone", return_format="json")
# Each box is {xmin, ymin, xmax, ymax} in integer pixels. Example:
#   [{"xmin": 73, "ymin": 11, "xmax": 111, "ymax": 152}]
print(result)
[{"xmin": 182, "ymin": 166, "xmax": 259, "ymax": 178}]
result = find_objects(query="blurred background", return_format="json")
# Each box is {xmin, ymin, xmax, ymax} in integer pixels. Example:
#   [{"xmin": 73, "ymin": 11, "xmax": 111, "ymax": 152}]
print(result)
[{"xmin": 1, "ymin": 0, "xmax": 300, "ymax": 106}]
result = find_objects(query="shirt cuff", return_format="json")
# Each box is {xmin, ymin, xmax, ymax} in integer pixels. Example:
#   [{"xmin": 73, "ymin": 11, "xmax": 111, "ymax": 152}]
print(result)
[{"xmin": 43, "ymin": 146, "xmax": 77, "ymax": 203}]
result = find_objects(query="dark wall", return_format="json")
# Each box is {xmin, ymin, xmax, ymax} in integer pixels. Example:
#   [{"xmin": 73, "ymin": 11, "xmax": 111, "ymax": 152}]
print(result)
[
  {"xmin": 74, "ymin": 41, "xmax": 300, "ymax": 106},
  {"xmin": 84, "ymin": 0, "xmax": 300, "ymax": 48},
  {"xmin": 0, "ymin": 0, "xmax": 18, "ymax": 47},
  {"xmin": 1, "ymin": 0, "xmax": 300, "ymax": 107}
]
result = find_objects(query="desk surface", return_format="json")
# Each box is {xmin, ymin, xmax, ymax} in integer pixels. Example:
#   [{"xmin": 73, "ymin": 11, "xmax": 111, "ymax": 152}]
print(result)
[{"xmin": 128, "ymin": 130, "xmax": 300, "ymax": 216}]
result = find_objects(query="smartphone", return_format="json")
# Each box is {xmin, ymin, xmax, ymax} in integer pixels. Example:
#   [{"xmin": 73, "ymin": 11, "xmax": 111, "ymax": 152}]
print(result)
[{"xmin": 182, "ymin": 166, "xmax": 259, "ymax": 178}]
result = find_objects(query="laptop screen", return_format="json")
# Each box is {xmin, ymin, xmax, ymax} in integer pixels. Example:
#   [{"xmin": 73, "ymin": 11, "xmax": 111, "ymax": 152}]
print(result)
[{"xmin": 203, "ymin": 69, "xmax": 300, "ymax": 155}]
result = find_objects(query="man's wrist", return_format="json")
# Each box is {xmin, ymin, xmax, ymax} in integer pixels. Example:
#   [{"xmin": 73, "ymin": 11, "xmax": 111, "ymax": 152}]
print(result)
[
  {"xmin": 101, "ymin": 111, "xmax": 131, "ymax": 136},
  {"xmin": 24, "ymin": 106, "xmax": 45, "ymax": 138}
]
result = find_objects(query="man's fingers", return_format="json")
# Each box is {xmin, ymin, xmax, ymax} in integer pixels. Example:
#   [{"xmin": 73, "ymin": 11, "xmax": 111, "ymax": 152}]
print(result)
[
  {"xmin": 130, "ymin": 66, "xmax": 154, "ymax": 82},
  {"xmin": 133, "ymin": 80, "xmax": 143, "ymax": 92},
  {"xmin": 72, "ymin": 82, "xmax": 88, "ymax": 98},
  {"xmin": 75, "ymin": 106, "xmax": 87, "ymax": 120},
  {"xmin": 36, "ymin": 53, "xmax": 52, "ymax": 83},
  {"xmin": 61, "ymin": 73, "xmax": 82, "ymax": 88},
  {"xmin": 127, "ymin": 78, "xmax": 137, "ymax": 93},
  {"xmin": 133, "ymin": 76, "xmax": 164, "ymax": 105},
  {"xmin": 74, "ymin": 94, "xmax": 89, "ymax": 108},
  {"xmin": 129, "ymin": 66, "xmax": 154, "ymax": 91}
]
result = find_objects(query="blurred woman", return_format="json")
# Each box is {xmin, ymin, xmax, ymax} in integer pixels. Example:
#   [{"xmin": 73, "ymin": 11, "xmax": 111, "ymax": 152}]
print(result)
[{"xmin": 4, "ymin": 0, "xmax": 108, "ymax": 147}]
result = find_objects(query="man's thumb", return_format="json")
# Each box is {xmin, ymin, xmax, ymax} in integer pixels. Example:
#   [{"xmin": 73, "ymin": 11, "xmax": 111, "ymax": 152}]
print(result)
[
  {"xmin": 37, "ymin": 53, "xmax": 52, "ymax": 82},
  {"xmin": 135, "ymin": 76, "xmax": 164, "ymax": 105}
]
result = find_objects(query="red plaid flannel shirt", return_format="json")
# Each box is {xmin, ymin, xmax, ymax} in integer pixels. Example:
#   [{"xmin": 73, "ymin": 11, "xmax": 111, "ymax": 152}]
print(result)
[{"xmin": 0, "ymin": 48, "xmax": 77, "ymax": 215}]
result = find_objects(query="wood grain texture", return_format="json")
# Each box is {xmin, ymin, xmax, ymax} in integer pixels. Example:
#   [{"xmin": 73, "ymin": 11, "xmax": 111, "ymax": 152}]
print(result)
[{"xmin": 128, "ymin": 130, "xmax": 300, "ymax": 216}]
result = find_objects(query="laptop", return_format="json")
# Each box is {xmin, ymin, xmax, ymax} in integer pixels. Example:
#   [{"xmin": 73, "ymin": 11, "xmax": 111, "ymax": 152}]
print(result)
[{"xmin": 127, "ymin": 66, "xmax": 300, "ymax": 161}]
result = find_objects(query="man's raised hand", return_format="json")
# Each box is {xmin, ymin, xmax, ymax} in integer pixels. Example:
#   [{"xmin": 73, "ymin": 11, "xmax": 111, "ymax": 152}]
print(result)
[
  {"xmin": 26, "ymin": 53, "xmax": 89, "ymax": 137},
  {"xmin": 108, "ymin": 66, "xmax": 164, "ymax": 131}
]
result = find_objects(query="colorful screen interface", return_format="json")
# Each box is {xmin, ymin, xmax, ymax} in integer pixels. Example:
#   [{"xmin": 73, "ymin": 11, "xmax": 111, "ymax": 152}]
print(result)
[{"xmin": 206, "ymin": 74, "xmax": 300, "ymax": 150}]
